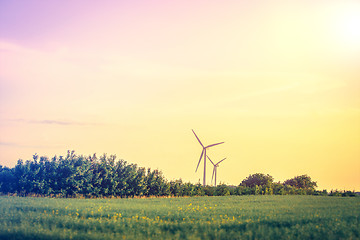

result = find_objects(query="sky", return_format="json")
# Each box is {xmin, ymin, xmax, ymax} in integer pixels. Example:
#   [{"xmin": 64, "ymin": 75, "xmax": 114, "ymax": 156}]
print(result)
[{"xmin": 0, "ymin": 0, "xmax": 359, "ymax": 191}]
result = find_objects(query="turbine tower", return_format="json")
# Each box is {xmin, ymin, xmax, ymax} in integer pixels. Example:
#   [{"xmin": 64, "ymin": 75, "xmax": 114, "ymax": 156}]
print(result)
[
  {"xmin": 192, "ymin": 129, "xmax": 224, "ymax": 186},
  {"xmin": 207, "ymin": 156, "xmax": 226, "ymax": 187}
]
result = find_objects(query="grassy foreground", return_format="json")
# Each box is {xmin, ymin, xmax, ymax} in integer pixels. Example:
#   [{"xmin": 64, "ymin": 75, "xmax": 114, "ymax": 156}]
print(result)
[{"xmin": 0, "ymin": 195, "xmax": 359, "ymax": 240}]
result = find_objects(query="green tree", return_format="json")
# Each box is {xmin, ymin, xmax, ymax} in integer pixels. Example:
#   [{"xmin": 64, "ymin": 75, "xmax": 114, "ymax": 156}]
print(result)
[
  {"xmin": 169, "ymin": 179, "xmax": 182, "ymax": 196},
  {"xmin": 284, "ymin": 175, "xmax": 317, "ymax": 190},
  {"xmin": 0, "ymin": 165, "xmax": 15, "ymax": 193},
  {"xmin": 240, "ymin": 173, "xmax": 274, "ymax": 188},
  {"xmin": 145, "ymin": 169, "xmax": 168, "ymax": 196}
]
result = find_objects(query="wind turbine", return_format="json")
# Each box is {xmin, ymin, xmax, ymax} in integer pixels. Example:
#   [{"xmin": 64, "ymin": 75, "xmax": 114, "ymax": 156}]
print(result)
[
  {"xmin": 207, "ymin": 156, "xmax": 226, "ymax": 187},
  {"xmin": 192, "ymin": 129, "xmax": 224, "ymax": 186}
]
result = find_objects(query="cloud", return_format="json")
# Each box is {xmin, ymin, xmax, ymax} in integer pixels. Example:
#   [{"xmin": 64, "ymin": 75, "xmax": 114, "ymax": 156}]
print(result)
[
  {"xmin": 0, "ymin": 41, "xmax": 23, "ymax": 52},
  {"xmin": 219, "ymin": 82, "xmax": 301, "ymax": 106},
  {"xmin": 0, "ymin": 40, "xmax": 41, "ymax": 55},
  {"xmin": 238, "ymin": 82, "xmax": 301, "ymax": 99},
  {"xmin": 0, "ymin": 141, "xmax": 17, "ymax": 146},
  {"xmin": 8, "ymin": 118, "xmax": 96, "ymax": 126},
  {"xmin": 30, "ymin": 120, "xmax": 81, "ymax": 125},
  {"xmin": 0, "ymin": 141, "xmax": 61, "ymax": 149}
]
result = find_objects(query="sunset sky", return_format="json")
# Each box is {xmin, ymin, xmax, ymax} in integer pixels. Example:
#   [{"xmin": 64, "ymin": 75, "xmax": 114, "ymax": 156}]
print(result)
[{"xmin": 1, "ymin": 0, "xmax": 359, "ymax": 190}]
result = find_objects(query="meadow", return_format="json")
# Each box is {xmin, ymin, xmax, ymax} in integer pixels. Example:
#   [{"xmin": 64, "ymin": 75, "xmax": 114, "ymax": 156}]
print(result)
[{"xmin": 0, "ymin": 195, "xmax": 359, "ymax": 240}]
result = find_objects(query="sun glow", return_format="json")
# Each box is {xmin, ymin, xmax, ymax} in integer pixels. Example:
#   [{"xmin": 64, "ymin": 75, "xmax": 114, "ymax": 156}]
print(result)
[{"xmin": 332, "ymin": 5, "xmax": 360, "ymax": 51}]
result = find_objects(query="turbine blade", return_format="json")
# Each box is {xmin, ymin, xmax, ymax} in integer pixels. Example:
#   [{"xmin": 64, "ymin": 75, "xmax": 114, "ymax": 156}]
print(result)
[
  {"xmin": 206, "ymin": 142, "xmax": 224, "ymax": 148},
  {"xmin": 195, "ymin": 149, "xmax": 204, "ymax": 172},
  {"xmin": 192, "ymin": 129, "xmax": 204, "ymax": 147},
  {"xmin": 207, "ymin": 155, "xmax": 215, "ymax": 166},
  {"xmin": 216, "ymin": 158, "xmax": 226, "ymax": 166}
]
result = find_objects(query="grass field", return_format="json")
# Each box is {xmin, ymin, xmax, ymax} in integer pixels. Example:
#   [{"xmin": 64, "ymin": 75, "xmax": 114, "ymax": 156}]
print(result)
[{"xmin": 0, "ymin": 195, "xmax": 359, "ymax": 240}]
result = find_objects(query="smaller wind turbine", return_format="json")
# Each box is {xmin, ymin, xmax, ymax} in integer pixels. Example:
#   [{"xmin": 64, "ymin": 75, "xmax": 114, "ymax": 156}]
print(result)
[
  {"xmin": 192, "ymin": 129, "xmax": 224, "ymax": 187},
  {"xmin": 207, "ymin": 156, "xmax": 226, "ymax": 187}
]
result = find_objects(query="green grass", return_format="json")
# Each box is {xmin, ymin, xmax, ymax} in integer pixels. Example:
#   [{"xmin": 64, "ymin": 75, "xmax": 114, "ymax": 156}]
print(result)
[{"xmin": 0, "ymin": 195, "xmax": 359, "ymax": 240}]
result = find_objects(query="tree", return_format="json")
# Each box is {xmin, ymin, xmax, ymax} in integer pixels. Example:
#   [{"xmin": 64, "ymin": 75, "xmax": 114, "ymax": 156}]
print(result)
[
  {"xmin": 240, "ymin": 173, "xmax": 274, "ymax": 188},
  {"xmin": 0, "ymin": 165, "xmax": 15, "ymax": 193},
  {"xmin": 145, "ymin": 169, "xmax": 168, "ymax": 196},
  {"xmin": 0, "ymin": 151, "xmax": 327, "ymax": 198},
  {"xmin": 284, "ymin": 175, "xmax": 317, "ymax": 190},
  {"xmin": 169, "ymin": 179, "xmax": 182, "ymax": 196}
]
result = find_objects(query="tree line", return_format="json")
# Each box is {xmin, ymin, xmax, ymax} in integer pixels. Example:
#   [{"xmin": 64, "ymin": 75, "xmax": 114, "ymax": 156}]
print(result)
[{"xmin": 0, "ymin": 151, "xmax": 356, "ymax": 197}]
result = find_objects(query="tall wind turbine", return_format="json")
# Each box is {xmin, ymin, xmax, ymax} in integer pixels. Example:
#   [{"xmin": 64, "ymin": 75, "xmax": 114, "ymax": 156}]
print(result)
[
  {"xmin": 207, "ymin": 156, "xmax": 226, "ymax": 187},
  {"xmin": 192, "ymin": 129, "xmax": 224, "ymax": 186}
]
